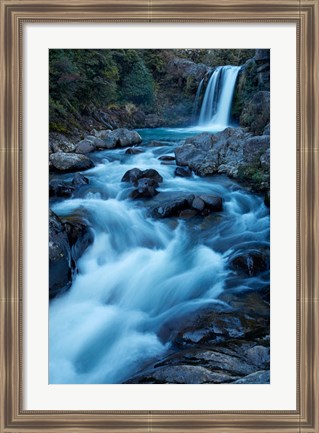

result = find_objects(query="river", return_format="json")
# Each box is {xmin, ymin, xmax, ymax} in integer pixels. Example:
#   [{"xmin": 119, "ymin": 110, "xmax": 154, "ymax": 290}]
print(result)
[{"xmin": 49, "ymin": 127, "xmax": 270, "ymax": 384}]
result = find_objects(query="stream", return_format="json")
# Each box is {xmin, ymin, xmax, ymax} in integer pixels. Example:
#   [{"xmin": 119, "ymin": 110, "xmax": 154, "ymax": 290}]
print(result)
[{"xmin": 49, "ymin": 127, "xmax": 270, "ymax": 384}]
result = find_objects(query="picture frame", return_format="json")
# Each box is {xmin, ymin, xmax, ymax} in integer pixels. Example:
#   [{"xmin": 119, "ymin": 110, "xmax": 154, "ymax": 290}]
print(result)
[{"xmin": 0, "ymin": 0, "xmax": 318, "ymax": 431}]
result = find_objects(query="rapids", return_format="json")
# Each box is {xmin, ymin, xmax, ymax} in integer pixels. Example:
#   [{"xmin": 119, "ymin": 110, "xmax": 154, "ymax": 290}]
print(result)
[{"xmin": 49, "ymin": 128, "xmax": 270, "ymax": 384}]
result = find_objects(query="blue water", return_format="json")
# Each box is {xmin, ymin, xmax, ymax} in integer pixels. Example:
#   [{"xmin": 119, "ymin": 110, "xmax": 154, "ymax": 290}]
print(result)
[{"xmin": 49, "ymin": 127, "xmax": 270, "ymax": 384}]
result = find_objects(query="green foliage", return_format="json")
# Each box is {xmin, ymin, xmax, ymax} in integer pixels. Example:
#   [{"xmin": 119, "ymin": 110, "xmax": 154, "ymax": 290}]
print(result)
[
  {"xmin": 120, "ymin": 60, "xmax": 155, "ymax": 107},
  {"xmin": 174, "ymin": 49, "xmax": 255, "ymax": 67},
  {"xmin": 140, "ymin": 50, "xmax": 167, "ymax": 77},
  {"xmin": 237, "ymin": 164, "xmax": 270, "ymax": 192}
]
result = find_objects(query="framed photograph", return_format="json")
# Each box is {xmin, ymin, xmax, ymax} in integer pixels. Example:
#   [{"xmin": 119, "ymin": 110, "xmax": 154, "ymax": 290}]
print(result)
[{"xmin": 1, "ymin": 0, "xmax": 318, "ymax": 432}]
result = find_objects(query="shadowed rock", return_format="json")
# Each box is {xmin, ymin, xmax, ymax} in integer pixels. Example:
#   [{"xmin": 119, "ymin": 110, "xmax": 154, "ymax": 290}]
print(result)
[{"xmin": 50, "ymin": 153, "xmax": 94, "ymax": 172}]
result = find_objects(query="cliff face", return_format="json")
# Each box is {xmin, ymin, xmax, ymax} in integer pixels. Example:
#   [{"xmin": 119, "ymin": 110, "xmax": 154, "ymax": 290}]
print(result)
[{"xmin": 232, "ymin": 49, "xmax": 270, "ymax": 133}]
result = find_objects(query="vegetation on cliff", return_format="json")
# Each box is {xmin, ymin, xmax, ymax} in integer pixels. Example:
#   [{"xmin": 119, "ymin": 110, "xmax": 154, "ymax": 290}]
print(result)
[{"xmin": 49, "ymin": 49, "xmax": 259, "ymax": 134}]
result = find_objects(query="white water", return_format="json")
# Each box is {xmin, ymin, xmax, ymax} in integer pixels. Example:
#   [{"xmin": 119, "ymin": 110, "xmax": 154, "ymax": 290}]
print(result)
[
  {"xmin": 191, "ymin": 78, "xmax": 204, "ymax": 124},
  {"xmin": 198, "ymin": 66, "xmax": 240, "ymax": 130},
  {"xmin": 49, "ymin": 136, "xmax": 270, "ymax": 384}
]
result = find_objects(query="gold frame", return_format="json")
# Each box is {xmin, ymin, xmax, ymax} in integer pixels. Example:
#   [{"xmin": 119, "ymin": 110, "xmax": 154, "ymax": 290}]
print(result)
[{"xmin": 0, "ymin": 0, "xmax": 318, "ymax": 431}]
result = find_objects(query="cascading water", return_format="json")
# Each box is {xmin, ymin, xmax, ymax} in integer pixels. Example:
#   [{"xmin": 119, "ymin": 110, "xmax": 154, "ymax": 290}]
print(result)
[
  {"xmin": 197, "ymin": 65, "xmax": 240, "ymax": 129},
  {"xmin": 191, "ymin": 78, "xmax": 204, "ymax": 124},
  {"xmin": 49, "ymin": 130, "xmax": 270, "ymax": 384}
]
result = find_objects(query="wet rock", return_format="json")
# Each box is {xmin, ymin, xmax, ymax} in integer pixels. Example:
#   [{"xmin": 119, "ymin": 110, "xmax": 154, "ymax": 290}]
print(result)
[
  {"xmin": 147, "ymin": 140, "xmax": 174, "ymax": 147},
  {"xmin": 174, "ymin": 167, "xmax": 192, "ymax": 177},
  {"xmin": 234, "ymin": 370, "xmax": 270, "ymax": 384},
  {"xmin": 229, "ymin": 249, "xmax": 269, "ymax": 276},
  {"xmin": 264, "ymin": 190, "xmax": 270, "ymax": 207},
  {"xmin": 174, "ymin": 307, "xmax": 269, "ymax": 348},
  {"xmin": 125, "ymin": 147, "xmax": 144, "ymax": 155},
  {"xmin": 49, "ymin": 210, "xmax": 72, "ymax": 298},
  {"xmin": 158, "ymin": 155, "xmax": 175, "ymax": 161},
  {"xmin": 179, "ymin": 209, "xmax": 198, "ymax": 218},
  {"xmin": 50, "ymin": 153, "xmax": 94, "ymax": 172},
  {"xmin": 49, "ymin": 180, "xmax": 75, "ymax": 198},
  {"xmin": 192, "ymin": 197, "xmax": 205, "ymax": 212},
  {"xmin": 199, "ymin": 194, "xmax": 223, "ymax": 212},
  {"xmin": 72, "ymin": 173, "xmax": 89, "ymax": 186},
  {"xmin": 121, "ymin": 168, "xmax": 143, "ymax": 184},
  {"xmin": 121, "ymin": 168, "xmax": 163, "ymax": 187},
  {"xmin": 151, "ymin": 192, "xmax": 222, "ymax": 218},
  {"xmin": 246, "ymin": 345, "xmax": 270, "ymax": 367},
  {"xmin": 141, "ymin": 169, "xmax": 163, "ymax": 185},
  {"xmin": 127, "ymin": 365, "xmax": 235, "ymax": 384},
  {"xmin": 131, "ymin": 178, "xmax": 159, "ymax": 199},
  {"xmin": 49, "ymin": 210, "xmax": 93, "ymax": 299},
  {"xmin": 151, "ymin": 195, "xmax": 195, "ymax": 218},
  {"xmin": 64, "ymin": 220, "xmax": 93, "ymax": 264}
]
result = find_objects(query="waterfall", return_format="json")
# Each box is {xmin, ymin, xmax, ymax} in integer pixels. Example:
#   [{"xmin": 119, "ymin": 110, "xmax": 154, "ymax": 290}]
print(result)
[
  {"xmin": 197, "ymin": 65, "xmax": 240, "ymax": 129},
  {"xmin": 191, "ymin": 78, "xmax": 204, "ymax": 124}
]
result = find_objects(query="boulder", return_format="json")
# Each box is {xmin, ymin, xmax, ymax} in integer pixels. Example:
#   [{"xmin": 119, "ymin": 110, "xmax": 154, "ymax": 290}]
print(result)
[
  {"xmin": 49, "ymin": 180, "xmax": 75, "ymax": 198},
  {"xmin": 167, "ymin": 57, "xmax": 211, "ymax": 83},
  {"xmin": 49, "ymin": 210, "xmax": 72, "ymax": 298},
  {"xmin": 199, "ymin": 194, "xmax": 223, "ymax": 212},
  {"xmin": 151, "ymin": 195, "xmax": 195, "ymax": 218},
  {"xmin": 121, "ymin": 168, "xmax": 163, "ymax": 186},
  {"xmin": 234, "ymin": 370, "xmax": 270, "ymax": 384},
  {"xmin": 50, "ymin": 153, "xmax": 94, "ymax": 172},
  {"xmin": 174, "ymin": 167, "xmax": 192, "ymax": 177},
  {"xmin": 49, "ymin": 211, "xmax": 93, "ymax": 299},
  {"xmin": 229, "ymin": 249, "xmax": 270, "ymax": 276},
  {"xmin": 158, "ymin": 155, "xmax": 175, "ymax": 161},
  {"xmin": 141, "ymin": 169, "xmax": 163, "ymax": 185},
  {"xmin": 72, "ymin": 173, "xmax": 89, "ymax": 186},
  {"xmin": 131, "ymin": 178, "xmax": 159, "ymax": 199},
  {"xmin": 75, "ymin": 139, "xmax": 96, "ymax": 154},
  {"xmin": 64, "ymin": 221, "xmax": 93, "ymax": 264},
  {"xmin": 128, "ymin": 365, "xmax": 234, "ymax": 384},
  {"xmin": 191, "ymin": 197, "xmax": 205, "ymax": 212},
  {"xmin": 147, "ymin": 140, "xmax": 174, "ymax": 147},
  {"xmin": 243, "ymin": 135, "xmax": 270, "ymax": 164},
  {"xmin": 125, "ymin": 147, "xmax": 144, "ymax": 155},
  {"xmin": 121, "ymin": 168, "xmax": 143, "ymax": 184},
  {"xmin": 97, "ymin": 131, "xmax": 118, "ymax": 149},
  {"xmin": 179, "ymin": 209, "xmax": 198, "ymax": 218},
  {"xmin": 174, "ymin": 126, "xmax": 270, "ymax": 191},
  {"xmin": 246, "ymin": 345, "xmax": 270, "ymax": 367},
  {"xmin": 52, "ymin": 141, "xmax": 76, "ymax": 154},
  {"xmin": 111, "ymin": 128, "xmax": 142, "ymax": 147}
]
